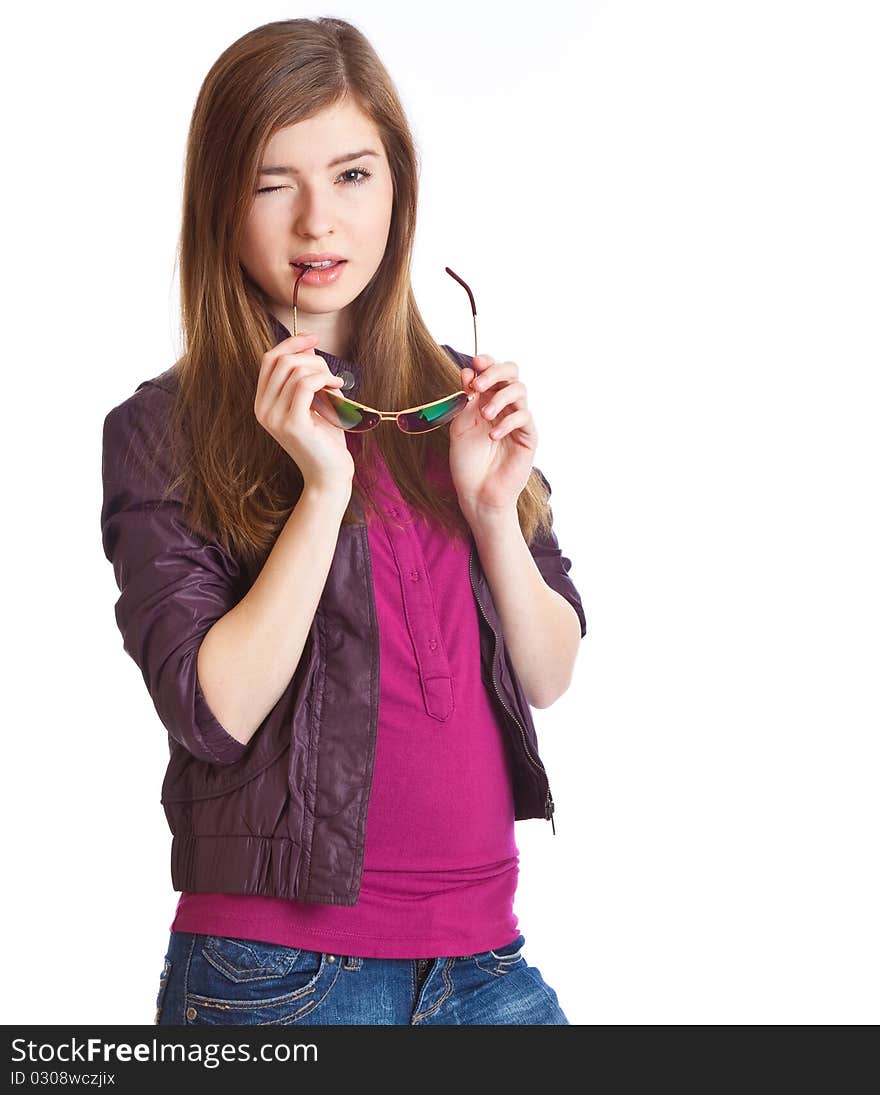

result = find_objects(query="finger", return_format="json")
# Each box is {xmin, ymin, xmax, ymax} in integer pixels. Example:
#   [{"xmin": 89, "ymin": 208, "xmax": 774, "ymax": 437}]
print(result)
[
  {"xmin": 471, "ymin": 360, "xmax": 517, "ymax": 392},
  {"xmin": 284, "ymin": 365, "xmax": 345, "ymax": 422},
  {"xmin": 256, "ymin": 334, "xmax": 320, "ymax": 408},
  {"xmin": 480, "ymin": 381, "xmax": 527, "ymax": 421},
  {"xmin": 468, "ymin": 355, "xmax": 496, "ymax": 387},
  {"xmin": 260, "ymin": 361, "xmax": 342, "ymax": 424},
  {"xmin": 462, "ymin": 366, "xmax": 487, "ymax": 395},
  {"xmin": 488, "ymin": 408, "xmax": 535, "ymax": 441},
  {"xmin": 256, "ymin": 332, "xmax": 320, "ymax": 403},
  {"xmin": 277, "ymin": 330, "xmax": 321, "ymax": 350},
  {"xmin": 263, "ymin": 351, "xmax": 331, "ymax": 410}
]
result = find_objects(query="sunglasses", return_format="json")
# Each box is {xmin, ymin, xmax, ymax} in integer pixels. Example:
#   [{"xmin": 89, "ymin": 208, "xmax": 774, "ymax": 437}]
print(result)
[{"xmin": 291, "ymin": 263, "xmax": 479, "ymax": 434}]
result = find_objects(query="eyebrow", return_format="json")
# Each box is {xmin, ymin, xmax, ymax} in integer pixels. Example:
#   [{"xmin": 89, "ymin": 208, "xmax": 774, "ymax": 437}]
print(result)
[{"xmin": 259, "ymin": 148, "xmax": 381, "ymax": 176}]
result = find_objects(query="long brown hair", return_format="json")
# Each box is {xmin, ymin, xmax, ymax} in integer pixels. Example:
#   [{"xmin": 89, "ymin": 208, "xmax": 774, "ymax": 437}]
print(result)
[{"xmin": 162, "ymin": 16, "xmax": 552, "ymax": 577}]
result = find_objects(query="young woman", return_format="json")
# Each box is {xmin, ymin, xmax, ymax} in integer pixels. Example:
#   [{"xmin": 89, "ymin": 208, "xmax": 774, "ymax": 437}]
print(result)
[{"xmin": 101, "ymin": 17, "xmax": 587, "ymax": 1026}]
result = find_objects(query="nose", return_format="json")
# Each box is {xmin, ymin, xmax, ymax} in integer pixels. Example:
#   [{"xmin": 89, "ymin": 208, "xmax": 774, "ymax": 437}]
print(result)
[{"xmin": 294, "ymin": 185, "xmax": 334, "ymax": 241}]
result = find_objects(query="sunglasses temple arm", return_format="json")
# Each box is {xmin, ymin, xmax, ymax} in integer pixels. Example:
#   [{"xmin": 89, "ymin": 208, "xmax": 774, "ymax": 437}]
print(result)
[{"xmin": 296, "ymin": 262, "xmax": 479, "ymax": 362}]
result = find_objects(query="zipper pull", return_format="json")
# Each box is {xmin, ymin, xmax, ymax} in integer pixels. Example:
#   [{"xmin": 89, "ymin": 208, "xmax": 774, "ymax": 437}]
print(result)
[{"xmin": 545, "ymin": 790, "xmax": 556, "ymax": 835}]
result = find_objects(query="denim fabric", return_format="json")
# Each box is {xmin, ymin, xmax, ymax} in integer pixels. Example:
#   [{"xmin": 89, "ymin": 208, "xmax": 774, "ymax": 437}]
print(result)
[{"xmin": 155, "ymin": 930, "xmax": 569, "ymax": 1026}]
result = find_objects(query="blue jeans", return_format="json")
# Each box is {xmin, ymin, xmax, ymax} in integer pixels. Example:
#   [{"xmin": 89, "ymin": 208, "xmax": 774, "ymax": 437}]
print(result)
[{"xmin": 155, "ymin": 930, "xmax": 569, "ymax": 1025}]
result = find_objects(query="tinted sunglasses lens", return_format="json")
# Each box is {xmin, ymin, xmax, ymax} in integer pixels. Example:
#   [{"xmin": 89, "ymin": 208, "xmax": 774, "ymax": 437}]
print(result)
[
  {"xmin": 312, "ymin": 389, "xmax": 379, "ymax": 432},
  {"xmin": 398, "ymin": 392, "xmax": 469, "ymax": 434}
]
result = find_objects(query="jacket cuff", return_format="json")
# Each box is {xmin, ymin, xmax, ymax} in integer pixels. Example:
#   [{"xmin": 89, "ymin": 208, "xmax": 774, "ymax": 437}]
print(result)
[
  {"xmin": 192, "ymin": 675, "xmax": 251, "ymax": 765},
  {"xmin": 538, "ymin": 564, "xmax": 588, "ymax": 638}
]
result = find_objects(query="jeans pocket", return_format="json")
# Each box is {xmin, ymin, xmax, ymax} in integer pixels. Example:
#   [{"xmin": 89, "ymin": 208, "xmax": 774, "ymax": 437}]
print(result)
[
  {"xmin": 184, "ymin": 934, "xmax": 342, "ymax": 1025},
  {"xmin": 154, "ymin": 957, "xmax": 172, "ymax": 1024},
  {"xmin": 473, "ymin": 933, "xmax": 526, "ymax": 976}
]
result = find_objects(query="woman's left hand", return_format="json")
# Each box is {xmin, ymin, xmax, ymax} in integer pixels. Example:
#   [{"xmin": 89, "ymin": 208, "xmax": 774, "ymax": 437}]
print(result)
[{"xmin": 448, "ymin": 354, "xmax": 538, "ymax": 516}]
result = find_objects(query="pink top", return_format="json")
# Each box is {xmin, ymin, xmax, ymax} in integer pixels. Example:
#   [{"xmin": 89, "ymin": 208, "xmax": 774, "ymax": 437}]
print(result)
[{"xmin": 170, "ymin": 434, "xmax": 520, "ymax": 958}]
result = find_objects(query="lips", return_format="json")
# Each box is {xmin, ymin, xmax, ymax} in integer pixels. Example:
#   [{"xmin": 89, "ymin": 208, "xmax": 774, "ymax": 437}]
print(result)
[{"xmin": 291, "ymin": 260, "xmax": 348, "ymax": 287}]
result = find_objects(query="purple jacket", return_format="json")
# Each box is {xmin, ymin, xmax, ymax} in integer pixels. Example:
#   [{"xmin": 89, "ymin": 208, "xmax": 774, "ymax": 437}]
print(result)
[{"xmin": 100, "ymin": 330, "xmax": 587, "ymax": 905}]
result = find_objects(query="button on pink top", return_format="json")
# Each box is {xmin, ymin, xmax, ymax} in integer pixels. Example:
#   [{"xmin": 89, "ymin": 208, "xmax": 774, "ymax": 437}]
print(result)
[{"xmin": 171, "ymin": 434, "xmax": 520, "ymax": 958}]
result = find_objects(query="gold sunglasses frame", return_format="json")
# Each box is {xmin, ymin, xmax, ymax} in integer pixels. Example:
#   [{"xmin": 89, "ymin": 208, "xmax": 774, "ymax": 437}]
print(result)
[{"xmin": 291, "ymin": 264, "xmax": 480, "ymax": 433}]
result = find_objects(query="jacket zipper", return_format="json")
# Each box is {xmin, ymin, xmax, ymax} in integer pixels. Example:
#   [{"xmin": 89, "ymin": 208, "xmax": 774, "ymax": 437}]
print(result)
[{"xmin": 469, "ymin": 544, "xmax": 556, "ymax": 834}]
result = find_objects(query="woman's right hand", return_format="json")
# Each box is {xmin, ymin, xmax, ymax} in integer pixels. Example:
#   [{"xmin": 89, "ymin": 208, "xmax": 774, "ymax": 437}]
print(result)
[{"xmin": 255, "ymin": 331, "xmax": 354, "ymax": 491}]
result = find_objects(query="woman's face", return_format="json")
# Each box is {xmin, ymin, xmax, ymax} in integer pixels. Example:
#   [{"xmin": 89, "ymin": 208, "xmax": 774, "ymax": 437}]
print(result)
[{"xmin": 239, "ymin": 98, "xmax": 395, "ymax": 358}]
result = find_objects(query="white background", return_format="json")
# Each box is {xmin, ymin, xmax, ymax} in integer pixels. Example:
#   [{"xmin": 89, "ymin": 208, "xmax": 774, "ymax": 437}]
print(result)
[{"xmin": 2, "ymin": 0, "xmax": 877, "ymax": 1025}]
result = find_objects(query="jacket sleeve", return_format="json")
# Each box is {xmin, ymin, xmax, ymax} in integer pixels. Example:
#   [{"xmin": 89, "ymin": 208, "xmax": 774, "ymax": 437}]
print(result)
[
  {"xmin": 530, "ymin": 467, "xmax": 588, "ymax": 639},
  {"xmin": 100, "ymin": 389, "xmax": 250, "ymax": 765}
]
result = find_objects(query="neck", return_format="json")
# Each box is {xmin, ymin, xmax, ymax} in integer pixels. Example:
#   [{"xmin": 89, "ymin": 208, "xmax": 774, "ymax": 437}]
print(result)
[{"xmin": 269, "ymin": 304, "xmax": 353, "ymax": 361}]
